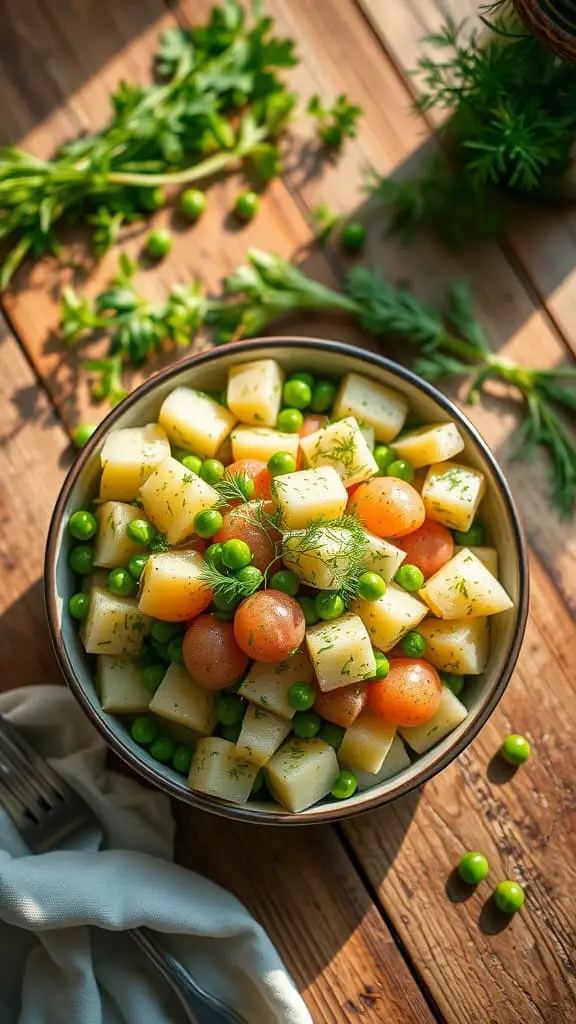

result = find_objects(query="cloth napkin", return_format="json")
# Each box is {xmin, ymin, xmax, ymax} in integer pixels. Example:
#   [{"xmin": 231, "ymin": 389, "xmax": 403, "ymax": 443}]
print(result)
[{"xmin": 0, "ymin": 685, "xmax": 312, "ymax": 1024}]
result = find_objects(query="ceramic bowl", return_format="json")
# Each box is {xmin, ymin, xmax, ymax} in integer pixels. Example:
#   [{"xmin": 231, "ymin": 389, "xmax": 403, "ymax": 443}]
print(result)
[{"xmin": 45, "ymin": 338, "xmax": 529, "ymax": 824}]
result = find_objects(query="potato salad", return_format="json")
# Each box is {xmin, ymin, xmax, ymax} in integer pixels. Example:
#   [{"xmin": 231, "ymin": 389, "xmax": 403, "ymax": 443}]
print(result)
[{"xmin": 67, "ymin": 360, "xmax": 514, "ymax": 813}]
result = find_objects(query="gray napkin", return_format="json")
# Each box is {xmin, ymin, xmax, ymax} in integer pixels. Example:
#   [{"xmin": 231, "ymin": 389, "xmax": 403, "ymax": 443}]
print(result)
[{"xmin": 0, "ymin": 685, "xmax": 312, "ymax": 1024}]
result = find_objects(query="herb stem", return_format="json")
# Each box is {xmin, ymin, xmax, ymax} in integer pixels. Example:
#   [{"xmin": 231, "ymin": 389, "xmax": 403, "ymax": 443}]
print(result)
[{"xmin": 106, "ymin": 150, "xmax": 241, "ymax": 188}]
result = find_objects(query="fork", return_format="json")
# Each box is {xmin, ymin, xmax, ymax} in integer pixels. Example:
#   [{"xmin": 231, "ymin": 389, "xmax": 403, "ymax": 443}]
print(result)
[{"xmin": 0, "ymin": 714, "xmax": 246, "ymax": 1024}]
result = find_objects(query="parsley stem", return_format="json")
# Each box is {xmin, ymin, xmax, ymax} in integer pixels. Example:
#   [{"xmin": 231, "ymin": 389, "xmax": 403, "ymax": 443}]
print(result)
[{"xmin": 106, "ymin": 150, "xmax": 240, "ymax": 188}]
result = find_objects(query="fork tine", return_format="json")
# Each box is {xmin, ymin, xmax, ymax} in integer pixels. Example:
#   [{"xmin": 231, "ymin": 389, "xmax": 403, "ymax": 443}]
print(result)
[
  {"xmin": 0, "ymin": 777, "xmax": 28, "ymax": 828},
  {"xmin": 0, "ymin": 716, "xmax": 65, "ymax": 804}
]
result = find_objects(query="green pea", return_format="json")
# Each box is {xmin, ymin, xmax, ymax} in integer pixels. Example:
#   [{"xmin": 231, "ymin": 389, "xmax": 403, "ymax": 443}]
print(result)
[
  {"xmin": 216, "ymin": 693, "xmax": 245, "ymax": 726},
  {"xmin": 500, "ymin": 734, "xmax": 531, "ymax": 765},
  {"xmin": 493, "ymin": 880, "xmax": 525, "ymax": 913},
  {"xmin": 221, "ymin": 539, "xmax": 251, "ymax": 571},
  {"xmin": 213, "ymin": 608, "xmax": 236, "ymax": 622},
  {"xmin": 395, "ymin": 564, "xmax": 424, "ymax": 592},
  {"xmin": 145, "ymin": 228, "xmax": 172, "ymax": 260},
  {"xmin": 69, "ymin": 592, "xmax": 90, "ymax": 620},
  {"xmin": 200, "ymin": 459, "xmax": 224, "ymax": 485},
  {"xmin": 126, "ymin": 519, "xmax": 155, "ymax": 545},
  {"xmin": 68, "ymin": 510, "xmax": 98, "ymax": 541},
  {"xmin": 293, "ymin": 711, "xmax": 321, "ymax": 739},
  {"xmin": 271, "ymin": 570, "xmax": 300, "ymax": 597},
  {"xmin": 282, "ymin": 379, "xmax": 312, "ymax": 410},
  {"xmin": 268, "ymin": 451, "xmax": 296, "ymax": 476},
  {"xmin": 181, "ymin": 454, "xmax": 203, "ymax": 475},
  {"xmin": 73, "ymin": 423, "xmax": 97, "ymax": 448},
  {"xmin": 167, "ymin": 636, "xmax": 184, "ymax": 664},
  {"xmin": 219, "ymin": 721, "xmax": 243, "ymax": 742},
  {"xmin": 173, "ymin": 745, "xmax": 194, "ymax": 774},
  {"xmin": 289, "ymin": 371, "xmax": 315, "ymax": 389},
  {"xmin": 234, "ymin": 190, "xmax": 260, "ymax": 221},
  {"xmin": 341, "ymin": 222, "xmax": 367, "ymax": 252},
  {"xmin": 357, "ymin": 571, "xmax": 386, "ymax": 601},
  {"xmin": 128, "ymin": 553, "xmax": 149, "ymax": 580},
  {"xmin": 251, "ymin": 767, "xmax": 266, "ymax": 796},
  {"xmin": 194, "ymin": 508, "xmax": 223, "ymax": 538},
  {"xmin": 314, "ymin": 591, "xmax": 345, "ymax": 621},
  {"xmin": 373, "ymin": 444, "xmax": 395, "ymax": 473},
  {"xmin": 372, "ymin": 651, "xmax": 390, "ymax": 679},
  {"xmin": 69, "ymin": 544, "xmax": 94, "ymax": 576},
  {"xmin": 131, "ymin": 715, "xmax": 159, "ymax": 746},
  {"xmin": 212, "ymin": 590, "xmax": 241, "ymax": 613},
  {"xmin": 386, "ymin": 459, "xmax": 415, "ymax": 483},
  {"xmin": 140, "ymin": 186, "xmax": 166, "ymax": 211},
  {"xmin": 310, "ymin": 380, "xmax": 336, "ymax": 414},
  {"xmin": 331, "ymin": 770, "xmax": 358, "ymax": 799},
  {"xmin": 150, "ymin": 620, "xmax": 180, "ymax": 644},
  {"xmin": 236, "ymin": 565, "xmax": 264, "ymax": 590},
  {"xmin": 151, "ymin": 639, "xmax": 172, "ymax": 663},
  {"xmin": 205, "ymin": 543, "xmax": 225, "ymax": 571},
  {"xmin": 401, "ymin": 631, "xmax": 427, "ymax": 657},
  {"xmin": 107, "ymin": 568, "xmax": 136, "ymax": 597},
  {"xmin": 141, "ymin": 663, "xmax": 166, "ymax": 693},
  {"xmin": 179, "ymin": 188, "xmax": 207, "ymax": 221},
  {"xmin": 458, "ymin": 851, "xmax": 489, "ymax": 885},
  {"xmin": 440, "ymin": 672, "xmax": 464, "ymax": 697},
  {"xmin": 298, "ymin": 595, "xmax": 319, "ymax": 626},
  {"xmin": 149, "ymin": 735, "xmax": 176, "ymax": 763},
  {"xmin": 319, "ymin": 722, "xmax": 345, "ymax": 749},
  {"xmin": 276, "ymin": 408, "xmax": 304, "ymax": 433},
  {"xmin": 453, "ymin": 521, "xmax": 484, "ymax": 547},
  {"xmin": 287, "ymin": 682, "xmax": 315, "ymax": 711}
]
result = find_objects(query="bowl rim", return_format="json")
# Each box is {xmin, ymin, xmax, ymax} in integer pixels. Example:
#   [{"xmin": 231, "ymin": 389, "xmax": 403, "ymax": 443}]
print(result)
[{"xmin": 45, "ymin": 336, "xmax": 529, "ymax": 825}]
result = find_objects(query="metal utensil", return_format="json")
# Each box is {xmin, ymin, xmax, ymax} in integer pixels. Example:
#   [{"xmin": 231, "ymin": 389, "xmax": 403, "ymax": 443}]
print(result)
[{"xmin": 0, "ymin": 714, "xmax": 246, "ymax": 1024}]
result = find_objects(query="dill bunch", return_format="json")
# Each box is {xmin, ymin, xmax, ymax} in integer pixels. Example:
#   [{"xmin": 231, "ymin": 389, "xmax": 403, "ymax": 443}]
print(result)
[{"xmin": 282, "ymin": 513, "xmax": 369, "ymax": 608}]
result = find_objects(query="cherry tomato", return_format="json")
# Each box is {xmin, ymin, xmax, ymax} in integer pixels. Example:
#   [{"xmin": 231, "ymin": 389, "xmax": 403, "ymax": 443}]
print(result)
[
  {"xmin": 396, "ymin": 519, "xmax": 454, "ymax": 579},
  {"xmin": 314, "ymin": 683, "xmax": 368, "ymax": 728},
  {"xmin": 299, "ymin": 414, "xmax": 327, "ymax": 439},
  {"xmin": 366, "ymin": 658, "xmax": 442, "ymax": 727},
  {"xmin": 234, "ymin": 590, "xmax": 305, "ymax": 662},
  {"xmin": 181, "ymin": 535, "xmax": 207, "ymax": 556},
  {"xmin": 215, "ymin": 500, "xmax": 280, "ymax": 573},
  {"xmin": 216, "ymin": 435, "xmax": 234, "ymax": 466},
  {"xmin": 225, "ymin": 459, "xmax": 273, "ymax": 500},
  {"xmin": 183, "ymin": 614, "xmax": 249, "ymax": 690},
  {"xmin": 350, "ymin": 477, "xmax": 425, "ymax": 538}
]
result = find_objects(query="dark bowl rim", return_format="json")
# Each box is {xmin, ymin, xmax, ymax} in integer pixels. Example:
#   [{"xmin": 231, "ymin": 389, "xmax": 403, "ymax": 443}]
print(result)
[{"xmin": 45, "ymin": 336, "xmax": 529, "ymax": 825}]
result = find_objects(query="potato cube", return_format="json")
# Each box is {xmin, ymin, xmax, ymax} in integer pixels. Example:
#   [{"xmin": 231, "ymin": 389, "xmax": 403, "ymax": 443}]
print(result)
[
  {"xmin": 87, "ymin": 568, "xmax": 110, "ymax": 590},
  {"xmin": 265, "ymin": 738, "xmax": 339, "ymax": 812},
  {"xmin": 354, "ymin": 734, "xmax": 412, "ymax": 790},
  {"xmin": 272, "ymin": 466, "xmax": 347, "ymax": 530},
  {"xmin": 138, "ymin": 550, "xmax": 212, "ymax": 622},
  {"xmin": 306, "ymin": 613, "xmax": 376, "ymax": 692},
  {"xmin": 97, "ymin": 656, "xmax": 153, "ymax": 714},
  {"xmin": 235, "ymin": 705, "xmax": 292, "ymax": 767},
  {"xmin": 99, "ymin": 424, "xmax": 170, "ymax": 502},
  {"xmin": 93, "ymin": 501, "xmax": 148, "ymax": 569},
  {"xmin": 418, "ymin": 616, "xmax": 489, "ymax": 674},
  {"xmin": 299, "ymin": 417, "xmax": 378, "ymax": 487},
  {"xmin": 358, "ymin": 422, "xmax": 375, "ymax": 449},
  {"xmin": 238, "ymin": 649, "xmax": 314, "ymax": 719},
  {"xmin": 188, "ymin": 738, "xmax": 259, "ymax": 804},
  {"xmin": 352, "ymin": 584, "xmax": 428, "ymax": 652},
  {"xmin": 392, "ymin": 422, "xmax": 465, "ymax": 469},
  {"xmin": 334, "ymin": 372, "xmax": 408, "ymax": 442},
  {"xmin": 230, "ymin": 426, "xmax": 299, "ymax": 464},
  {"xmin": 283, "ymin": 526, "xmax": 354, "ymax": 591},
  {"xmin": 454, "ymin": 545, "xmax": 498, "ymax": 577},
  {"xmin": 227, "ymin": 358, "xmax": 284, "ymax": 427},
  {"xmin": 149, "ymin": 662, "xmax": 217, "ymax": 735},
  {"xmin": 338, "ymin": 711, "xmax": 396, "ymax": 774},
  {"xmin": 422, "ymin": 461, "xmax": 485, "ymax": 533},
  {"xmin": 159, "ymin": 387, "xmax": 236, "ymax": 459},
  {"xmin": 362, "ymin": 530, "xmax": 406, "ymax": 583},
  {"xmin": 419, "ymin": 548, "xmax": 513, "ymax": 619},
  {"xmin": 400, "ymin": 686, "xmax": 468, "ymax": 753},
  {"xmin": 81, "ymin": 588, "xmax": 149, "ymax": 657},
  {"xmin": 139, "ymin": 457, "xmax": 220, "ymax": 545}
]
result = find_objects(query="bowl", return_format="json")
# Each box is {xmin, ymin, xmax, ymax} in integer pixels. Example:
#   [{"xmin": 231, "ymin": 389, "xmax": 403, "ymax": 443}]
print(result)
[{"xmin": 45, "ymin": 338, "xmax": 529, "ymax": 824}]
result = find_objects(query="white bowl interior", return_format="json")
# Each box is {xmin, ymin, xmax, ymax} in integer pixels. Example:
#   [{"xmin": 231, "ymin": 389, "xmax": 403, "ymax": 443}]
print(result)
[{"xmin": 50, "ymin": 342, "xmax": 525, "ymax": 822}]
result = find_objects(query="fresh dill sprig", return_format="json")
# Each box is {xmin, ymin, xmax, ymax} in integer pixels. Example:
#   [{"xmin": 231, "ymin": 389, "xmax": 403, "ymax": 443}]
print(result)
[
  {"xmin": 199, "ymin": 560, "xmax": 263, "ymax": 603},
  {"xmin": 282, "ymin": 513, "xmax": 369, "ymax": 608},
  {"xmin": 214, "ymin": 471, "xmax": 255, "ymax": 507}
]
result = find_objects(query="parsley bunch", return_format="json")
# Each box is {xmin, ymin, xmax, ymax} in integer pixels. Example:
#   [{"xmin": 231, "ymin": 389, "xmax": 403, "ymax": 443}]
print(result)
[{"xmin": 307, "ymin": 94, "xmax": 362, "ymax": 149}]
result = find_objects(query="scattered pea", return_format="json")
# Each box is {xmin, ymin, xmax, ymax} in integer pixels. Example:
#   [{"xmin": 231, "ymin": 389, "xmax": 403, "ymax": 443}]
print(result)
[
  {"xmin": 341, "ymin": 222, "xmax": 367, "ymax": 252},
  {"xmin": 236, "ymin": 565, "xmax": 264, "ymax": 590},
  {"xmin": 150, "ymin": 620, "xmax": 180, "ymax": 644},
  {"xmin": 219, "ymin": 721, "xmax": 243, "ymax": 742},
  {"xmin": 126, "ymin": 519, "xmax": 155, "ymax": 546},
  {"xmin": 200, "ymin": 459, "xmax": 225, "ymax": 485},
  {"xmin": 441, "ymin": 672, "xmax": 464, "ymax": 697},
  {"xmin": 205, "ymin": 543, "xmax": 225, "ymax": 571},
  {"xmin": 179, "ymin": 188, "xmax": 207, "ymax": 221},
  {"xmin": 271, "ymin": 570, "xmax": 300, "ymax": 597},
  {"xmin": 216, "ymin": 693, "xmax": 245, "ymax": 726},
  {"xmin": 319, "ymin": 722, "xmax": 345, "ymax": 749},
  {"xmin": 386, "ymin": 458, "xmax": 415, "ymax": 483},
  {"xmin": 149, "ymin": 735, "xmax": 176, "ymax": 763},
  {"xmin": 276, "ymin": 408, "xmax": 304, "ymax": 433},
  {"xmin": 373, "ymin": 444, "xmax": 395, "ymax": 473},
  {"xmin": 131, "ymin": 715, "xmax": 159, "ymax": 746},
  {"xmin": 331, "ymin": 770, "xmax": 358, "ymax": 799},
  {"xmin": 212, "ymin": 590, "xmax": 241, "ymax": 613},
  {"xmin": 314, "ymin": 591, "xmax": 345, "ymax": 621},
  {"xmin": 395, "ymin": 564, "xmax": 425, "ymax": 592},
  {"xmin": 68, "ymin": 510, "xmax": 98, "ymax": 541},
  {"xmin": 221, "ymin": 539, "xmax": 251, "ymax": 571},
  {"xmin": 287, "ymin": 682, "xmax": 316, "ymax": 711},
  {"xmin": 68, "ymin": 592, "xmax": 90, "ymax": 620},
  {"xmin": 194, "ymin": 508, "xmax": 224, "ymax": 538},
  {"xmin": 268, "ymin": 451, "xmax": 297, "ymax": 476},
  {"xmin": 293, "ymin": 711, "xmax": 321, "ymax": 739},
  {"xmin": 372, "ymin": 651, "xmax": 390, "ymax": 679},
  {"xmin": 493, "ymin": 880, "xmax": 525, "ymax": 913},
  {"xmin": 141, "ymin": 663, "xmax": 166, "ymax": 693},
  {"xmin": 458, "ymin": 851, "xmax": 489, "ymax": 885},
  {"xmin": 401, "ymin": 631, "xmax": 427, "ymax": 657},
  {"xmin": 107, "ymin": 567, "xmax": 136, "ymax": 597},
  {"xmin": 181, "ymin": 454, "xmax": 203, "ymax": 475},
  {"xmin": 283, "ymin": 379, "xmax": 312, "ymax": 410},
  {"xmin": 500, "ymin": 734, "xmax": 531, "ymax": 765},
  {"xmin": 298, "ymin": 595, "xmax": 319, "ymax": 626},
  {"xmin": 173, "ymin": 745, "xmax": 194, "ymax": 774},
  {"xmin": 289, "ymin": 371, "xmax": 315, "ymax": 389},
  {"xmin": 453, "ymin": 521, "xmax": 484, "ymax": 546},
  {"xmin": 310, "ymin": 380, "xmax": 336, "ymax": 413},
  {"xmin": 357, "ymin": 571, "xmax": 386, "ymax": 601},
  {"xmin": 167, "ymin": 636, "xmax": 184, "ymax": 664},
  {"xmin": 145, "ymin": 228, "xmax": 172, "ymax": 260},
  {"xmin": 234, "ymin": 190, "xmax": 260, "ymax": 221},
  {"xmin": 69, "ymin": 544, "xmax": 94, "ymax": 576},
  {"xmin": 73, "ymin": 423, "xmax": 97, "ymax": 448},
  {"xmin": 128, "ymin": 553, "xmax": 149, "ymax": 580}
]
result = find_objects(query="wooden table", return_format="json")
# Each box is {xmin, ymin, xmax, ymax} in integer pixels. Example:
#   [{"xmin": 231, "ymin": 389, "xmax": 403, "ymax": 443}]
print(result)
[{"xmin": 1, "ymin": 1, "xmax": 575, "ymax": 1020}]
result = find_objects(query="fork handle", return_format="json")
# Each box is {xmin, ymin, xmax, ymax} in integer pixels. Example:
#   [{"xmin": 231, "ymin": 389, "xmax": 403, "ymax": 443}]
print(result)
[{"xmin": 128, "ymin": 927, "xmax": 247, "ymax": 1024}]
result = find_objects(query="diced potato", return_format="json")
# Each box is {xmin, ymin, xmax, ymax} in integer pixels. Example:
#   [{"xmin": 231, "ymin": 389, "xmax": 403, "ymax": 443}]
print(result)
[
  {"xmin": 99, "ymin": 424, "xmax": 170, "ymax": 501},
  {"xmin": 138, "ymin": 550, "xmax": 212, "ymax": 622},
  {"xmin": 354, "ymin": 734, "xmax": 412, "ymax": 790},
  {"xmin": 238, "ymin": 649, "xmax": 314, "ymax": 719},
  {"xmin": 454, "ymin": 545, "xmax": 498, "ymax": 577},
  {"xmin": 352, "ymin": 584, "xmax": 428, "ymax": 652},
  {"xmin": 230, "ymin": 426, "xmax": 300, "ymax": 463},
  {"xmin": 338, "ymin": 711, "xmax": 396, "ymax": 774},
  {"xmin": 93, "ymin": 501, "xmax": 148, "ymax": 569},
  {"xmin": 392, "ymin": 422, "xmax": 465, "ymax": 469},
  {"xmin": 235, "ymin": 705, "xmax": 292, "ymax": 767},
  {"xmin": 299, "ymin": 416, "xmax": 378, "ymax": 487},
  {"xmin": 334, "ymin": 372, "xmax": 408, "ymax": 442},
  {"xmin": 188, "ymin": 738, "xmax": 259, "ymax": 804},
  {"xmin": 358, "ymin": 422, "xmax": 375, "ymax": 449},
  {"xmin": 265, "ymin": 738, "xmax": 339, "ymax": 812},
  {"xmin": 227, "ymin": 358, "xmax": 284, "ymax": 427},
  {"xmin": 362, "ymin": 530, "xmax": 406, "ymax": 583},
  {"xmin": 422, "ymin": 461, "xmax": 485, "ymax": 533},
  {"xmin": 139, "ymin": 457, "xmax": 220, "ymax": 545},
  {"xmin": 87, "ymin": 568, "xmax": 111, "ymax": 590},
  {"xmin": 283, "ymin": 526, "xmax": 353, "ymax": 591},
  {"xmin": 159, "ymin": 387, "xmax": 236, "ymax": 458},
  {"xmin": 400, "ymin": 686, "xmax": 468, "ymax": 753},
  {"xmin": 418, "ymin": 617, "xmax": 489, "ymax": 675},
  {"xmin": 272, "ymin": 466, "xmax": 347, "ymax": 530},
  {"xmin": 149, "ymin": 663, "xmax": 217, "ymax": 735},
  {"xmin": 419, "ymin": 548, "xmax": 513, "ymax": 619},
  {"xmin": 81, "ymin": 588, "xmax": 149, "ymax": 657},
  {"xmin": 306, "ymin": 613, "xmax": 376, "ymax": 692},
  {"xmin": 97, "ymin": 656, "xmax": 152, "ymax": 714}
]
